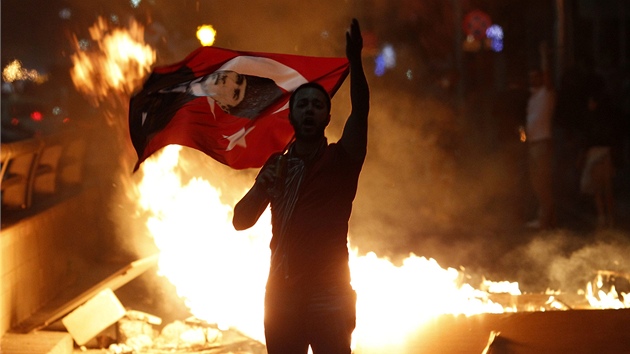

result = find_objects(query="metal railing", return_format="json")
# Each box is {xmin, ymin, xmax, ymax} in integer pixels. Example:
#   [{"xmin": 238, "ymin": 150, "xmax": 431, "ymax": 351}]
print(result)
[{"xmin": 1, "ymin": 131, "xmax": 87, "ymax": 211}]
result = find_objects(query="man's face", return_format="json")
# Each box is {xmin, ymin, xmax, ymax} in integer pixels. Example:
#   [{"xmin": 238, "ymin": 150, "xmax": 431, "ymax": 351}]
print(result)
[
  {"xmin": 289, "ymin": 87, "xmax": 330, "ymax": 141},
  {"xmin": 201, "ymin": 71, "xmax": 246, "ymax": 112}
]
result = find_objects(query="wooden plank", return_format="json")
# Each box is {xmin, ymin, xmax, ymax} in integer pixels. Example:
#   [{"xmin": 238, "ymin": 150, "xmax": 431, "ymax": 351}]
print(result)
[
  {"xmin": 11, "ymin": 254, "xmax": 159, "ymax": 334},
  {"xmin": 61, "ymin": 288, "xmax": 126, "ymax": 345}
]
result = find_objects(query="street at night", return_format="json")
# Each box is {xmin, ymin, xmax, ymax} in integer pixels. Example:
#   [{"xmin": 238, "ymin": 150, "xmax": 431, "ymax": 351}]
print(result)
[{"xmin": 2, "ymin": 1, "xmax": 630, "ymax": 353}]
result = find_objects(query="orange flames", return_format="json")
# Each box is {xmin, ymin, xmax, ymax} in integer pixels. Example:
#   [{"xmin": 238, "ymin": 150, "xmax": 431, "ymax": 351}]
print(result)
[
  {"xmin": 586, "ymin": 271, "xmax": 630, "ymax": 309},
  {"xmin": 69, "ymin": 16, "xmax": 156, "ymax": 174},
  {"xmin": 135, "ymin": 148, "xmax": 629, "ymax": 350},
  {"xmin": 137, "ymin": 146, "xmax": 270, "ymax": 342},
  {"xmin": 70, "ymin": 16, "xmax": 155, "ymax": 108},
  {"xmin": 135, "ymin": 146, "xmax": 521, "ymax": 348}
]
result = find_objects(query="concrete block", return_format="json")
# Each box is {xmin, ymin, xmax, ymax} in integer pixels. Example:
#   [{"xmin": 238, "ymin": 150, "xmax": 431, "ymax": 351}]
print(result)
[
  {"xmin": 61, "ymin": 288, "xmax": 125, "ymax": 346},
  {"xmin": 1, "ymin": 331, "xmax": 73, "ymax": 354}
]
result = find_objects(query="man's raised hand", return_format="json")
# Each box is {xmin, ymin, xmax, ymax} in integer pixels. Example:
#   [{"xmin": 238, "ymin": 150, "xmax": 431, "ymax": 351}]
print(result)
[{"xmin": 346, "ymin": 18, "xmax": 363, "ymax": 63}]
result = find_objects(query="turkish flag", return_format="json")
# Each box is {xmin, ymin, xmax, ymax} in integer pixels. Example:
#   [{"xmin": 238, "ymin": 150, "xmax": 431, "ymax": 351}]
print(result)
[{"xmin": 129, "ymin": 46, "xmax": 349, "ymax": 171}]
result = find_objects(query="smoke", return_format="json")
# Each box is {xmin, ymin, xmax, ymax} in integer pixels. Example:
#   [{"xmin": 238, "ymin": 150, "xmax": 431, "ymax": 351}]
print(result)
[
  {"xmin": 50, "ymin": 0, "xmax": 630, "ymax": 289},
  {"xmin": 90, "ymin": 2, "xmax": 515, "ymax": 267},
  {"xmin": 479, "ymin": 229, "xmax": 630, "ymax": 293},
  {"xmin": 135, "ymin": 0, "xmax": 355, "ymax": 65}
]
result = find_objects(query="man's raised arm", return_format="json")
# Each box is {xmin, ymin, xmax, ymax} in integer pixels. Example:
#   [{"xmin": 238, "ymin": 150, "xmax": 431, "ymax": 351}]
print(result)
[{"xmin": 340, "ymin": 18, "xmax": 370, "ymax": 160}]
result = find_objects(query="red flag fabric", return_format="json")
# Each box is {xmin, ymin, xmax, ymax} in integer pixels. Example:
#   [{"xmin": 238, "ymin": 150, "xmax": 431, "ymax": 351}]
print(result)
[{"xmin": 129, "ymin": 46, "xmax": 349, "ymax": 171}]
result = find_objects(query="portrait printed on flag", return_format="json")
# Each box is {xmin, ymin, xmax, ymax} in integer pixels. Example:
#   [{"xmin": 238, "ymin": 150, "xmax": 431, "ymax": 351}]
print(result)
[{"xmin": 156, "ymin": 69, "xmax": 283, "ymax": 120}]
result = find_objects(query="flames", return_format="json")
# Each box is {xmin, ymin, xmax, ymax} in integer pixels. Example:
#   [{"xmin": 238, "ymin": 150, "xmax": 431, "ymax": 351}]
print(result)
[
  {"xmin": 586, "ymin": 271, "xmax": 630, "ymax": 309},
  {"xmin": 135, "ymin": 146, "xmax": 519, "ymax": 348},
  {"xmin": 69, "ymin": 16, "xmax": 156, "ymax": 175},
  {"xmin": 135, "ymin": 148, "xmax": 629, "ymax": 350},
  {"xmin": 137, "ymin": 146, "xmax": 270, "ymax": 342},
  {"xmin": 68, "ymin": 17, "xmax": 629, "ymax": 352},
  {"xmin": 70, "ymin": 16, "xmax": 155, "ymax": 108}
]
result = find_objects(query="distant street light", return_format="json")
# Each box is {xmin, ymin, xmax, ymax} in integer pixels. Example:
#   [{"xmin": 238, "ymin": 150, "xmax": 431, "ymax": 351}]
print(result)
[{"xmin": 197, "ymin": 25, "xmax": 216, "ymax": 47}]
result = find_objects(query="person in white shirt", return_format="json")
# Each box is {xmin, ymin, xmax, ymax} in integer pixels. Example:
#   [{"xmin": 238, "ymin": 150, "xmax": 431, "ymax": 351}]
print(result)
[{"xmin": 525, "ymin": 42, "xmax": 556, "ymax": 229}]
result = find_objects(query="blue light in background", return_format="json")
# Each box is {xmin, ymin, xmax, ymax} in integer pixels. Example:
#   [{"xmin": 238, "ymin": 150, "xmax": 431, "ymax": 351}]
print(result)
[
  {"xmin": 486, "ymin": 25, "xmax": 504, "ymax": 52},
  {"xmin": 374, "ymin": 44, "xmax": 396, "ymax": 77}
]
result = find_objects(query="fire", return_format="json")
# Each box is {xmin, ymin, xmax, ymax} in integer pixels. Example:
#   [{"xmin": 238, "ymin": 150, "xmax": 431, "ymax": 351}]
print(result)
[
  {"xmin": 69, "ymin": 16, "xmax": 156, "ymax": 172},
  {"xmin": 585, "ymin": 271, "xmax": 630, "ymax": 309},
  {"xmin": 137, "ymin": 146, "xmax": 270, "ymax": 343},
  {"xmin": 350, "ymin": 252, "xmax": 507, "ymax": 349},
  {"xmin": 70, "ymin": 16, "xmax": 155, "ymax": 107},
  {"xmin": 135, "ymin": 147, "xmax": 630, "ymax": 350},
  {"xmin": 135, "ymin": 146, "xmax": 525, "ymax": 349}
]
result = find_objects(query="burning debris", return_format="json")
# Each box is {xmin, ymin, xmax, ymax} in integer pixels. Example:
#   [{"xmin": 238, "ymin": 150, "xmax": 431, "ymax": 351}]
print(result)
[
  {"xmin": 65, "ymin": 301, "xmax": 266, "ymax": 353},
  {"xmin": 42, "ymin": 245, "xmax": 626, "ymax": 353},
  {"xmin": 46, "ymin": 257, "xmax": 266, "ymax": 353},
  {"xmin": 585, "ymin": 270, "xmax": 630, "ymax": 309},
  {"xmin": 107, "ymin": 315, "xmax": 265, "ymax": 354}
]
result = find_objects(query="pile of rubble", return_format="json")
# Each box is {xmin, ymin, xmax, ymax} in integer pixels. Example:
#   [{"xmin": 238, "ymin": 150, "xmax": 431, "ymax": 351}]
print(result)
[
  {"xmin": 61, "ymin": 288, "xmax": 264, "ymax": 354},
  {"xmin": 107, "ymin": 314, "xmax": 265, "ymax": 354}
]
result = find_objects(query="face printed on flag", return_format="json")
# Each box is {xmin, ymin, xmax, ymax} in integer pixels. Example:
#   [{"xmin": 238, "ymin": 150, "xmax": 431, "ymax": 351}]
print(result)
[{"xmin": 129, "ymin": 46, "xmax": 349, "ymax": 171}]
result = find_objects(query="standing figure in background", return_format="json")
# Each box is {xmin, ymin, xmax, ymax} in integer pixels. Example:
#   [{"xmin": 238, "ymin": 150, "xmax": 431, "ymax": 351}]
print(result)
[
  {"xmin": 232, "ymin": 19, "xmax": 369, "ymax": 354},
  {"xmin": 579, "ymin": 92, "xmax": 618, "ymax": 228},
  {"xmin": 525, "ymin": 42, "xmax": 556, "ymax": 230},
  {"xmin": 492, "ymin": 72, "xmax": 530, "ymax": 225}
]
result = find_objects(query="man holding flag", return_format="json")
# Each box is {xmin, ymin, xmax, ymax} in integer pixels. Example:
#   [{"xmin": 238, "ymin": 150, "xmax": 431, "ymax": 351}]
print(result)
[{"xmin": 232, "ymin": 19, "xmax": 368, "ymax": 354}]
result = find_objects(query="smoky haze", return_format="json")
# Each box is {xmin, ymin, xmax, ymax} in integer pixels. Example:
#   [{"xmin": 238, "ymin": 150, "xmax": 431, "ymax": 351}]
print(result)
[
  {"xmin": 73, "ymin": 1, "xmax": 630, "ymax": 290},
  {"xmin": 4, "ymin": 0, "xmax": 629, "ymax": 294},
  {"xmin": 136, "ymin": 1, "xmax": 491, "ymax": 266}
]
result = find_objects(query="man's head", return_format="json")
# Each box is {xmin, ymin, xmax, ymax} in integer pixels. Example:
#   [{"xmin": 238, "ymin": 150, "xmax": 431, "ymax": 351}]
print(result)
[{"xmin": 288, "ymin": 82, "xmax": 332, "ymax": 142}]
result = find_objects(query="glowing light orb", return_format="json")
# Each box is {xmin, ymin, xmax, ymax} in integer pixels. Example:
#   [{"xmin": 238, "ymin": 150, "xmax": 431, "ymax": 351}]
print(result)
[
  {"xmin": 374, "ymin": 44, "xmax": 396, "ymax": 77},
  {"xmin": 486, "ymin": 25, "xmax": 504, "ymax": 52},
  {"xmin": 197, "ymin": 25, "xmax": 217, "ymax": 47}
]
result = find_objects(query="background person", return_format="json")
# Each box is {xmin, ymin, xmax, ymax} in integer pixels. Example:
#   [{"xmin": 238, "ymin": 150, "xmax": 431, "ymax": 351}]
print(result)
[
  {"xmin": 579, "ymin": 93, "xmax": 619, "ymax": 229},
  {"xmin": 525, "ymin": 41, "xmax": 556, "ymax": 230}
]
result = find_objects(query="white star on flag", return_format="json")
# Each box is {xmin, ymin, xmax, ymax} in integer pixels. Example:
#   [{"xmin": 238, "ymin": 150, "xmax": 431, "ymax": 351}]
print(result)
[{"xmin": 224, "ymin": 126, "xmax": 256, "ymax": 151}]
